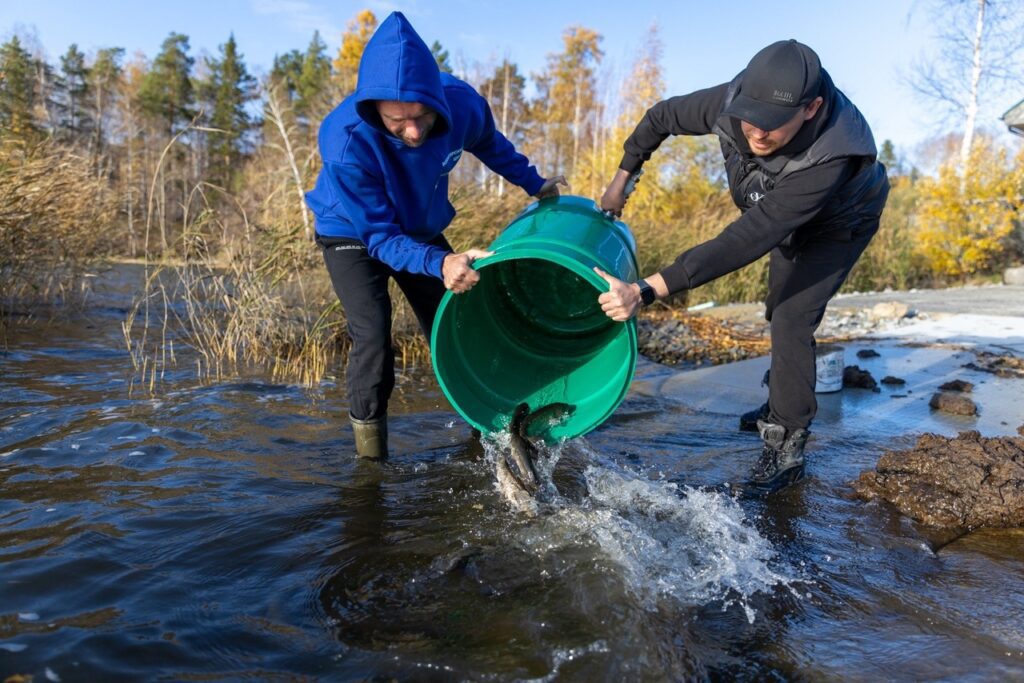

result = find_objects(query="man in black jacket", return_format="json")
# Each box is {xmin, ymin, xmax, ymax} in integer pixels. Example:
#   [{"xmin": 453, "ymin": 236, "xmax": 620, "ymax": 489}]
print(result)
[{"xmin": 596, "ymin": 39, "xmax": 889, "ymax": 494}]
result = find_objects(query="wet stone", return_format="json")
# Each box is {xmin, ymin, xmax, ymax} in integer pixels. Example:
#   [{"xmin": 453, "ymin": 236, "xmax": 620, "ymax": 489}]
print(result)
[
  {"xmin": 939, "ymin": 379, "xmax": 974, "ymax": 393},
  {"xmin": 843, "ymin": 365, "xmax": 878, "ymax": 390},
  {"xmin": 852, "ymin": 430, "xmax": 1024, "ymax": 528},
  {"xmin": 929, "ymin": 392, "xmax": 978, "ymax": 416},
  {"xmin": 856, "ymin": 349, "xmax": 881, "ymax": 359},
  {"xmin": 880, "ymin": 376, "xmax": 906, "ymax": 386}
]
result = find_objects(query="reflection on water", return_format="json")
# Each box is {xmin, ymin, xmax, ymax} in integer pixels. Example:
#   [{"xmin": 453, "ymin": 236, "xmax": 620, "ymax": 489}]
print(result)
[{"xmin": 2, "ymin": 270, "xmax": 1024, "ymax": 679}]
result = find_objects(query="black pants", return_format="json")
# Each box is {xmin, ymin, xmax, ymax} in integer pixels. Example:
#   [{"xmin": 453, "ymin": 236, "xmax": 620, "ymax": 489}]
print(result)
[
  {"xmin": 764, "ymin": 222, "xmax": 879, "ymax": 431},
  {"xmin": 317, "ymin": 234, "xmax": 449, "ymax": 421}
]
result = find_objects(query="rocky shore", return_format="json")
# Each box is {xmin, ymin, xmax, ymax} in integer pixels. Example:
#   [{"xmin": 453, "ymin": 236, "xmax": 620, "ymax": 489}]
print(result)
[
  {"xmin": 852, "ymin": 427, "xmax": 1024, "ymax": 529},
  {"xmin": 636, "ymin": 299, "xmax": 937, "ymax": 368}
]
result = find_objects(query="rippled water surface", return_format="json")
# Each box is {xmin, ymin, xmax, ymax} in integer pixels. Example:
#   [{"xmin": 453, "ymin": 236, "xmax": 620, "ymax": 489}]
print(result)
[{"xmin": 2, "ymin": 268, "xmax": 1024, "ymax": 681}]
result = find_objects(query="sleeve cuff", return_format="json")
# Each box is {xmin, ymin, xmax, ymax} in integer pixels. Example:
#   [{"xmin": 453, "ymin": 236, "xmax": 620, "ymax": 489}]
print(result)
[
  {"xmin": 522, "ymin": 171, "xmax": 545, "ymax": 197},
  {"xmin": 619, "ymin": 153, "xmax": 644, "ymax": 174},
  {"xmin": 658, "ymin": 261, "xmax": 693, "ymax": 295},
  {"xmin": 424, "ymin": 246, "xmax": 449, "ymax": 280}
]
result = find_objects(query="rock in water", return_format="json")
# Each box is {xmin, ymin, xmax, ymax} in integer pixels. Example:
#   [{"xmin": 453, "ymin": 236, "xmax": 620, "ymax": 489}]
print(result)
[
  {"xmin": 843, "ymin": 365, "xmax": 878, "ymax": 390},
  {"xmin": 852, "ymin": 429, "xmax": 1024, "ymax": 528},
  {"xmin": 929, "ymin": 392, "xmax": 978, "ymax": 416}
]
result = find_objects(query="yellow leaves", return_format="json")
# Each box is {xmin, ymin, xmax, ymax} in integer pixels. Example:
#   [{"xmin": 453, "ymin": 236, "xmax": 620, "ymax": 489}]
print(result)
[
  {"xmin": 914, "ymin": 137, "xmax": 1023, "ymax": 278},
  {"xmin": 333, "ymin": 9, "xmax": 377, "ymax": 94}
]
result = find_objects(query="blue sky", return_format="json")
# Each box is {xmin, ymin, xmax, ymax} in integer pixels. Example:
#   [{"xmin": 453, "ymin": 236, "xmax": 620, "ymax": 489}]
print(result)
[{"xmin": 3, "ymin": 0, "xmax": 1022, "ymax": 160}]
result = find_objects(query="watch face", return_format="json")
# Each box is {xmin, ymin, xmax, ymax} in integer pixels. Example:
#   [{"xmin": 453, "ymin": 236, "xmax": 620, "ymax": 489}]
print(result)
[{"xmin": 639, "ymin": 280, "xmax": 656, "ymax": 306}]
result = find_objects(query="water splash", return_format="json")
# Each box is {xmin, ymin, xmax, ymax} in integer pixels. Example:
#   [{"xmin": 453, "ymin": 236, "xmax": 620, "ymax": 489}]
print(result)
[{"xmin": 483, "ymin": 437, "xmax": 794, "ymax": 623}]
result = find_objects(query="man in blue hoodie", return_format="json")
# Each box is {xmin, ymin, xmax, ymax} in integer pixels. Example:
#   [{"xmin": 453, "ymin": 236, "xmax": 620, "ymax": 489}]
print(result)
[{"xmin": 305, "ymin": 12, "xmax": 564, "ymax": 459}]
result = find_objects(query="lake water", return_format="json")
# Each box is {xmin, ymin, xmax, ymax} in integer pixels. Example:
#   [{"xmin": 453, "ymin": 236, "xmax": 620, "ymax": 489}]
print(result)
[{"xmin": 2, "ymin": 267, "xmax": 1023, "ymax": 681}]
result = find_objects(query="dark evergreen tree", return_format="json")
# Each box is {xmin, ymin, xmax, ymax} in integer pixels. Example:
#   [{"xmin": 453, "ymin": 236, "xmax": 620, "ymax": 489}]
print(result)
[
  {"xmin": 58, "ymin": 43, "xmax": 90, "ymax": 140},
  {"xmin": 138, "ymin": 32, "xmax": 195, "ymax": 135},
  {"xmin": 271, "ymin": 49, "xmax": 303, "ymax": 103},
  {"xmin": 0, "ymin": 36, "xmax": 39, "ymax": 139},
  {"xmin": 204, "ymin": 34, "xmax": 256, "ymax": 188},
  {"xmin": 430, "ymin": 40, "xmax": 453, "ymax": 74},
  {"xmin": 296, "ymin": 31, "xmax": 331, "ymax": 121}
]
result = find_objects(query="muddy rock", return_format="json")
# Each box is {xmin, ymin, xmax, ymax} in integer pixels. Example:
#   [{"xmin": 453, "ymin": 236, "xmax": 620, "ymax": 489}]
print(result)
[
  {"xmin": 939, "ymin": 379, "xmax": 974, "ymax": 393},
  {"xmin": 852, "ymin": 430, "xmax": 1024, "ymax": 528},
  {"xmin": 929, "ymin": 392, "xmax": 978, "ymax": 416},
  {"xmin": 880, "ymin": 376, "xmax": 906, "ymax": 386},
  {"xmin": 856, "ymin": 349, "xmax": 881, "ymax": 359},
  {"xmin": 843, "ymin": 365, "xmax": 878, "ymax": 390},
  {"xmin": 964, "ymin": 352, "xmax": 1024, "ymax": 379}
]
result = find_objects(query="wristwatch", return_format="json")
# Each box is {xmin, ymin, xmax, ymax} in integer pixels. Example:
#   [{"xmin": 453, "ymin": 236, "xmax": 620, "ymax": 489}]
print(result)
[{"xmin": 637, "ymin": 279, "xmax": 657, "ymax": 307}]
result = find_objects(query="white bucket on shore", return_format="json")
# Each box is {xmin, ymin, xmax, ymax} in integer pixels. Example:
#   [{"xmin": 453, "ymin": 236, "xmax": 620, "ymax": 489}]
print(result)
[{"xmin": 815, "ymin": 344, "xmax": 845, "ymax": 393}]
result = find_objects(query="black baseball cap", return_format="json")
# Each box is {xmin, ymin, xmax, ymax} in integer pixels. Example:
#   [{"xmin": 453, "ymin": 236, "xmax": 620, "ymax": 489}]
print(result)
[{"xmin": 723, "ymin": 40, "xmax": 822, "ymax": 131}]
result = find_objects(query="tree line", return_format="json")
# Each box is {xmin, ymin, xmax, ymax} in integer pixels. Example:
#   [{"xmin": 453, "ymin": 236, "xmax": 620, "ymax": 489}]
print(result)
[{"xmin": 2, "ymin": 6, "xmax": 1022, "ymax": 382}]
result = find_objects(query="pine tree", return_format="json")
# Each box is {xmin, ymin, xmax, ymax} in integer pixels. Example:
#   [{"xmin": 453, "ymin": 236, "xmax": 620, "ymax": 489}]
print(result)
[
  {"xmin": 138, "ymin": 32, "xmax": 195, "ymax": 135},
  {"xmin": 431, "ymin": 40, "xmax": 453, "ymax": 74},
  {"xmin": 296, "ymin": 31, "xmax": 331, "ymax": 123},
  {"xmin": 270, "ymin": 50, "xmax": 303, "ymax": 103},
  {"xmin": 0, "ymin": 36, "xmax": 40, "ymax": 139},
  {"xmin": 58, "ymin": 43, "xmax": 91, "ymax": 141},
  {"xmin": 205, "ymin": 34, "xmax": 256, "ymax": 188}
]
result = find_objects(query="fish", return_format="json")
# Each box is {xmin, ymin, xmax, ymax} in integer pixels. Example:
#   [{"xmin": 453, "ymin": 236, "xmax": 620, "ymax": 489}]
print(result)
[{"xmin": 494, "ymin": 401, "xmax": 574, "ymax": 514}]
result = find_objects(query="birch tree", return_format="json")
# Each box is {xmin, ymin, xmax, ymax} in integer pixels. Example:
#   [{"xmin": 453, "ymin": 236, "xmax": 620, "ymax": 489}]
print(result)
[{"xmin": 910, "ymin": 0, "xmax": 1024, "ymax": 170}]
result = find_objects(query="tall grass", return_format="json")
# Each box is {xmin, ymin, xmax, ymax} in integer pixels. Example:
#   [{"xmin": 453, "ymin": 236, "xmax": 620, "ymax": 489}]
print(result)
[{"xmin": 0, "ymin": 139, "xmax": 117, "ymax": 332}]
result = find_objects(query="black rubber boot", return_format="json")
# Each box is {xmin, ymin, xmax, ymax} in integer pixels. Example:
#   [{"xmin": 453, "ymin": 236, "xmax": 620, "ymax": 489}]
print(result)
[
  {"xmin": 738, "ymin": 402, "xmax": 770, "ymax": 432},
  {"xmin": 351, "ymin": 414, "xmax": 388, "ymax": 459},
  {"xmin": 745, "ymin": 419, "xmax": 809, "ymax": 495}
]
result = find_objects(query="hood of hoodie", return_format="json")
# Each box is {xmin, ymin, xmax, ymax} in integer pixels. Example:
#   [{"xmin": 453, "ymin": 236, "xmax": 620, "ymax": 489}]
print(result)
[{"xmin": 353, "ymin": 12, "xmax": 451, "ymax": 138}]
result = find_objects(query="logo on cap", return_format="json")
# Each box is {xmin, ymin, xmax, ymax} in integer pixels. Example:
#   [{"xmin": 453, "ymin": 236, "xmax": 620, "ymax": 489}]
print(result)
[{"xmin": 772, "ymin": 89, "xmax": 795, "ymax": 104}]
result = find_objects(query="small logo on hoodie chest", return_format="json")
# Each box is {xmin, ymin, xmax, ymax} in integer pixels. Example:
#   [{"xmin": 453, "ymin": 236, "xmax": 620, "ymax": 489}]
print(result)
[{"xmin": 441, "ymin": 148, "xmax": 463, "ymax": 173}]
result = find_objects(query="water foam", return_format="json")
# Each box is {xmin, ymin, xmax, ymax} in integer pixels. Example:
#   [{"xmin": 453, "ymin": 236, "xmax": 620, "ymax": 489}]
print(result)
[{"xmin": 485, "ymin": 437, "xmax": 794, "ymax": 623}]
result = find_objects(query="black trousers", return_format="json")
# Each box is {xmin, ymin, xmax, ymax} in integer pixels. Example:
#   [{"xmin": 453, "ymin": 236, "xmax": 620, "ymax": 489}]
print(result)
[
  {"xmin": 764, "ymin": 222, "xmax": 879, "ymax": 431},
  {"xmin": 317, "ymin": 234, "xmax": 449, "ymax": 421}
]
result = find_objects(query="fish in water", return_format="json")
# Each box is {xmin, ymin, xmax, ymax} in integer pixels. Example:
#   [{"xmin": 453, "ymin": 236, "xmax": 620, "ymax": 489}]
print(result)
[{"xmin": 494, "ymin": 401, "xmax": 574, "ymax": 514}]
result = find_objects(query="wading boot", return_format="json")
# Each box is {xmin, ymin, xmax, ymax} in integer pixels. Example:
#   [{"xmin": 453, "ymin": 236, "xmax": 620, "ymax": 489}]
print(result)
[
  {"xmin": 738, "ymin": 402, "xmax": 770, "ymax": 432},
  {"xmin": 745, "ymin": 419, "xmax": 808, "ymax": 495},
  {"xmin": 351, "ymin": 414, "xmax": 388, "ymax": 459}
]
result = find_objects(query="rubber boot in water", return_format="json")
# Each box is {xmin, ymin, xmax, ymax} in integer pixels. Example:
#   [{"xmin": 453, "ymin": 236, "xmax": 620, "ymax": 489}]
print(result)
[
  {"xmin": 351, "ymin": 414, "xmax": 388, "ymax": 459},
  {"xmin": 745, "ymin": 419, "xmax": 808, "ymax": 495}
]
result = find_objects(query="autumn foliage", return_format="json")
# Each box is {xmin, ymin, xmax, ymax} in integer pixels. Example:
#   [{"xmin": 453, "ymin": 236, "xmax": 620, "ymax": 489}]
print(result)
[{"xmin": 2, "ymin": 10, "xmax": 1023, "ymax": 381}]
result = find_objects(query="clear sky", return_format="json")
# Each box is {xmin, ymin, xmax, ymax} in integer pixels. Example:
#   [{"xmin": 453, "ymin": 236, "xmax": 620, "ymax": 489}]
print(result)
[{"xmin": 3, "ymin": 0, "xmax": 1022, "ymax": 162}]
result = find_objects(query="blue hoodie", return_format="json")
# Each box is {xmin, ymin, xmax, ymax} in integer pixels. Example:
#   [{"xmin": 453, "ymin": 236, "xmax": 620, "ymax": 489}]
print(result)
[{"xmin": 304, "ymin": 12, "xmax": 545, "ymax": 279}]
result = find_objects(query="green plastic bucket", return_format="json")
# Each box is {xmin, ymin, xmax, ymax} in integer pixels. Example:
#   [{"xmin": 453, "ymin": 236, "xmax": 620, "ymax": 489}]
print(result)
[{"xmin": 430, "ymin": 195, "xmax": 639, "ymax": 442}]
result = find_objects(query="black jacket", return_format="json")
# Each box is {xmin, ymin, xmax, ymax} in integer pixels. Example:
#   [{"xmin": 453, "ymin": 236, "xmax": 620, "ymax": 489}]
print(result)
[{"xmin": 620, "ymin": 69, "xmax": 889, "ymax": 294}]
